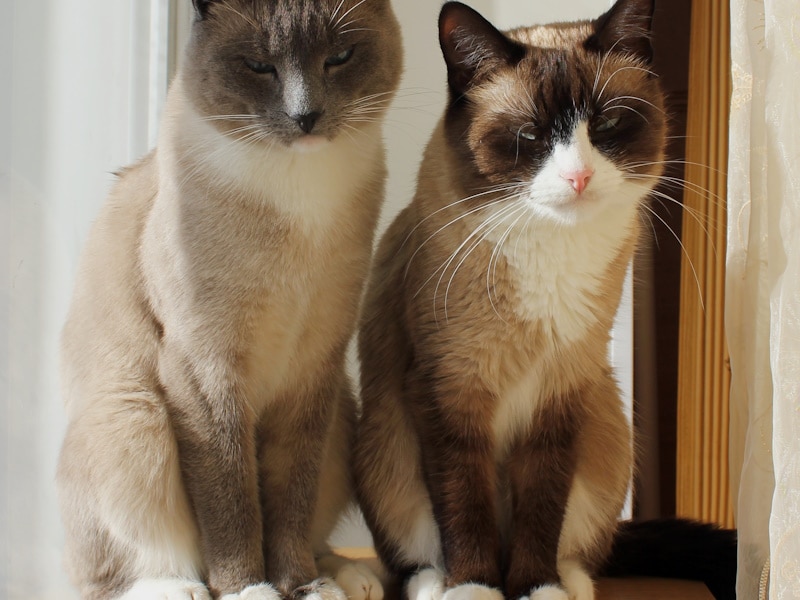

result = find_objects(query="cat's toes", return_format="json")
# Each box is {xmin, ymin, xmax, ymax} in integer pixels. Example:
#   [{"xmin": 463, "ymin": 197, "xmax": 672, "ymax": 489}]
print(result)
[
  {"xmin": 293, "ymin": 577, "xmax": 348, "ymax": 600},
  {"xmin": 406, "ymin": 568, "xmax": 444, "ymax": 600},
  {"xmin": 220, "ymin": 583, "xmax": 282, "ymax": 600},
  {"xmin": 558, "ymin": 560, "xmax": 594, "ymax": 600},
  {"xmin": 335, "ymin": 562, "xmax": 384, "ymax": 600},
  {"xmin": 119, "ymin": 578, "xmax": 211, "ymax": 600},
  {"xmin": 526, "ymin": 585, "xmax": 568, "ymax": 600},
  {"xmin": 440, "ymin": 584, "xmax": 503, "ymax": 600}
]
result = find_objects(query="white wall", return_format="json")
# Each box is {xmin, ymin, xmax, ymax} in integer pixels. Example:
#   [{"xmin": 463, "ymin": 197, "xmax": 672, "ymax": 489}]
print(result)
[{"xmin": 3, "ymin": 1, "xmax": 178, "ymax": 597}]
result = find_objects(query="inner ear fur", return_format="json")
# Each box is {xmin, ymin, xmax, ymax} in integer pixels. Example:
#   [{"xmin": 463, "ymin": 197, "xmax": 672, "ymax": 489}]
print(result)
[{"xmin": 438, "ymin": 2, "xmax": 525, "ymax": 98}]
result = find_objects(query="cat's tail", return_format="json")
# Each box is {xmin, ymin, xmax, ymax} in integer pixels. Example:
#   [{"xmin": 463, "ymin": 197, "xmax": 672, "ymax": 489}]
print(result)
[{"xmin": 599, "ymin": 518, "xmax": 737, "ymax": 600}]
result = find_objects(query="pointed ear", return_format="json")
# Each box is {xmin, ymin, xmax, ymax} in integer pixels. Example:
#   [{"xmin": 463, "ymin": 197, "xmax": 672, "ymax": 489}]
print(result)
[
  {"xmin": 584, "ymin": 0, "xmax": 655, "ymax": 63},
  {"xmin": 192, "ymin": 0, "xmax": 216, "ymax": 19},
  {"xmin": 438, "ymin": 2, "xmax": 524, "ymax": 98}
]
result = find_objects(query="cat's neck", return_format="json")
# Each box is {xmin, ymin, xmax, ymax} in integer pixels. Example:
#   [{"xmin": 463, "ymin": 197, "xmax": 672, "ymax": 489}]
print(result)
[{"xmin": 156, "ymin": 76, "xmax": 384, "ymax": 230}]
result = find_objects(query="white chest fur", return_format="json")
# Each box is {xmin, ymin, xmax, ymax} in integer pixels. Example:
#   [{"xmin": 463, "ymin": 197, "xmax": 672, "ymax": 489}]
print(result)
[{"xmin": 161, "ymin": 87, "xmax": 382, "ymax": 234}]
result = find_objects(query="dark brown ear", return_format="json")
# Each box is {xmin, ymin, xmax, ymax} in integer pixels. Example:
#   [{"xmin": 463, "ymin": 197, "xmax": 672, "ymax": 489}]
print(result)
[
  {"xmin": 192, "ymin": 0, "xmax": 217, "ymax": 19},
  {"xmin": 584, "ymin": 0, "xmax": 655, "ymax": 63},
  {"xmin": 438, "ymin": 2, "xmax": 524, "ymax": 98}
]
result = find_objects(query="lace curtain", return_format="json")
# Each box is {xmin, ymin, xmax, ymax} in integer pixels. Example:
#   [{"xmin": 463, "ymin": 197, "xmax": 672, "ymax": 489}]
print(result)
[{"xmin": 727, "ymin": 1, "xmax": 800, "ymax": 598}]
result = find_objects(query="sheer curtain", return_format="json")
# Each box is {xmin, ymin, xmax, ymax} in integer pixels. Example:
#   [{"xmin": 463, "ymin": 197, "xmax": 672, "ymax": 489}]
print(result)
[{"xmin": 727, "ymin": 1, "xmax": 800, "ymax": 598}]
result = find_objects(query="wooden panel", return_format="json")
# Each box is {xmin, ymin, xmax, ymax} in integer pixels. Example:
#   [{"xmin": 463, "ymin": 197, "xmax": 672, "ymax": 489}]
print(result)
[{"xmin": 676, "ymin": 0, "xmax": 734, "ymax": 528}]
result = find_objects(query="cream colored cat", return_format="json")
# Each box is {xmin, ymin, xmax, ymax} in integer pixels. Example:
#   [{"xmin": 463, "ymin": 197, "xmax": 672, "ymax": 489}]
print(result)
[{"xmin": 57, "ymin": 1, "xmax": 402, "ymax": 599}]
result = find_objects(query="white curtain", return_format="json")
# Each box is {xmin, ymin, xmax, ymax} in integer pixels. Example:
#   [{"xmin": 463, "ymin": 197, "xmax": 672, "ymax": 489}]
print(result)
[{"xmin": 727, "ymin": 1, "xmax": 800, "ymax": 598}]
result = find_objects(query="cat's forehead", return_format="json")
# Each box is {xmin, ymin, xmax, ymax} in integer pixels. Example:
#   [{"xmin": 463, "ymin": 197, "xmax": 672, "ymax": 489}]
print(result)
[
  {"xmin": 472, "ymin": 37, "xmax": 652, "ymax": 125},
  {"xmin": 205, "ymin": 0, "xmax": 385, "ymax": 48}
]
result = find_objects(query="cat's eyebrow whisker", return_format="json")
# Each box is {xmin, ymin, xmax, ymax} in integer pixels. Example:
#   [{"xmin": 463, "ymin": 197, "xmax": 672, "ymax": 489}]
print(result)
[
  {"xmin": 215, "ymin": 1, "xmax": 260, "ymax": 31},
  {"xmin": 333, "ymin": 0, "xmax": 369, "ymax": 30},
  {"xmin": 592, "ymin": 37, "xmax": 629, "ymax": 97},
  {"xmin": 340, "ymin": 28, "xmax": 377, "ymax": 35},
  {"xmin": 639, "ymin": 202, "xmax": 706, "ymax": 312},
  {"xmin": 602, "ymin": 103, "xmax": 650, "ymax": 124},
  {"xmin": 329, "ymin": 0, "xmax": 348, "ymax": 25},
  {"xmin": 602, "ymin": 95, "xmax": 664, "ymax": 115},
  {"xmin": 596, "ymin": 65, "xmax": 656, "ymax": 102}
]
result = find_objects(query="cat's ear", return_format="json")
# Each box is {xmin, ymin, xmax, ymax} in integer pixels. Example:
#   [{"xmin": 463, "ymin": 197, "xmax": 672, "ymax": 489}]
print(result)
[
  {"xmin": 438, "ymin": 2, "xmax": 524, "ymax": 98},
  {"xmin": 584, "ymin": 0, "xmax": 655, "ymax": 63},
  {"xmin": 192, "ymin": 0, "xmax": 217, "ymax": 19}
]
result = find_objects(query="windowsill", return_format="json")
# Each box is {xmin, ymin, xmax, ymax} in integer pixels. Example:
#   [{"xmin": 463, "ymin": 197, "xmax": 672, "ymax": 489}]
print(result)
[{"xmin": 334, "ymin": 549, "xmax": 715, "ymax": 600}]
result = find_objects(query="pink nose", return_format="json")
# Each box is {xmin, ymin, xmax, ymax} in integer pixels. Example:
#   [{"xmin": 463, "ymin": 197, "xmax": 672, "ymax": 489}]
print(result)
[{"xmin": 560, "ymin": 169, "xmax": 594, "ymax": 194}]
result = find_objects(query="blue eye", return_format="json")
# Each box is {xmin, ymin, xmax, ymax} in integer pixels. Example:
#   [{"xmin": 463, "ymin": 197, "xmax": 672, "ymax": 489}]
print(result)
[
  {"xmin": 326, "ymin": 47, "xmax": 354, "ymax": 67},
  {"xmin": 595, "ymin": 115, "xmax": 621, "ymax": 133},
  {"xmin": 517, "ymin": 130, "xmax": 537, "ymax": 141},
  {"xmin": 244, "ymin": 58, "xmax": 276, "ymax": 75}
]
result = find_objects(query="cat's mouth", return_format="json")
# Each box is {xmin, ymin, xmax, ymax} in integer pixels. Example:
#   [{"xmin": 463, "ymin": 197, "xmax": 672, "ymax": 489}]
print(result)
[{"xmin": 290, "ymin": 134, "xmax": 331, "ymax": 153}]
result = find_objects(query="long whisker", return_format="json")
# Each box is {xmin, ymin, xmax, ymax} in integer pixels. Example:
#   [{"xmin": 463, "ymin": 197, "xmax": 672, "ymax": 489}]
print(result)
[
  {"xmin": 486, "ymin": 205, "xmax": 528, "ymax": 321},
  {"xmin": 428, "ymin": 200, "xmax": 524, "ymax": 321},
  {"xmin": 639, "ymin": 202, "xmax": 705, "ymax": 312},
  {"xmin": 401, "ymin": 183, "xmax": 527, "ymax": 253}
]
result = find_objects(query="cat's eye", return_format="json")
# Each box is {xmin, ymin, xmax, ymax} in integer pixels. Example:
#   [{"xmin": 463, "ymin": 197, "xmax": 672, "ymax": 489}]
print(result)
[
  {"xmin": 244, "ymin": 58, "xmax": 277, "ymax": 75},
  {"xmin": 594, "ymin": 115, "xmax": 621, "ymax": 133},
  {"xmin": 517, "ymin": 130, "xmax": 537, "ymax": 141},
  {"xmin": 512, "ymin": 126, "xmax": 537, "ymax": 141},
  {"xmin": 325, "ymin": 47, "xmax": 354, "ymax": 67}
]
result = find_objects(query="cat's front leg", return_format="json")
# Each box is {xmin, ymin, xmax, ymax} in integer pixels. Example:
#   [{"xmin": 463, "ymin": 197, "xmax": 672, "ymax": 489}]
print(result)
[
  {"xmin": 258, "ymin": 378, "xmax": 347, "ymax": 600},
  {"xmin": 409, "ymin": 375, "xmax": 503, "ymax": 600},
  {"xmin": 503, "ymin": 398, "xmax": 580, "ymax": 600},
  {"xmin": 160, "ymin": 347, "xmax": 270, "ymax": 599}
]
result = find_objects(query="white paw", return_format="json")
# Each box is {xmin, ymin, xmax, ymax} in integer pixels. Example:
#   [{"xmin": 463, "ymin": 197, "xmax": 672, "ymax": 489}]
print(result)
[
  {"xmin": 295, "ymin": 578, "xmax": 348, "ymax": 600},
  {"xmin": 119, "ymin": 578, "xmax": 211, "ymax": 600},
  {"xmin": 558, "ymin": 560, "xmax": 594, "ymax": 600},
  {"xmin": 220, "ymin": 583, "xmax": 281, "ymax": 600},
  {"xmin": 335, "ymin": 562, "xmax": 384, "ymax": 600},
  {"xmin": 406, "ymin": 568, "xmax": 445, "ymax": 600},
  {"xmin": 441, "ymin": 584, "xmax": 503, "ymax": 600},
  {"xmin": 524, "ymin": 585, "xmax": 568, "ymax": 600}
]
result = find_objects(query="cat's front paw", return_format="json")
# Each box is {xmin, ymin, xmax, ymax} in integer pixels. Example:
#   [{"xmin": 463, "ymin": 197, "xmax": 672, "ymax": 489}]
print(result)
[
  {"xmin": 557, "ymin": 560, "xmax": 594, "ymax": 600},
  {"xmin": 220, "ymin": 583, "xmax": 282, "ymax": 600},
  {"xmin": 292, "ymin": 577, "xmax": 348, "ymax": 600},
  {"xmin": 521, "ymin": 585, "xmax": 568, "ymax": 600},
  {"xmin": 406, "ymin": 568, "xmax": 444, "ymax": 600},
  {"xmin": 119, "ymin": 578, "xmax": 211, "ymax": 600},
  {"xmin": 334, "ymin": 562, "xmax": 384, "ymax": 600},
  {"xmin": 441, "ymin": 584, "xmax": 503, "ymax": 600}
]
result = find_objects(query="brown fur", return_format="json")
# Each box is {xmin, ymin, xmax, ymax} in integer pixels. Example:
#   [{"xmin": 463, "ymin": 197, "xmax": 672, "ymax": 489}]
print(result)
[
  {"xmin": 354, "ymin": 2, "xmax": 665, "ymax": 599},
  {"xmin": 57, "ymin": 1, "xmax": 402, "ymax": 599}
]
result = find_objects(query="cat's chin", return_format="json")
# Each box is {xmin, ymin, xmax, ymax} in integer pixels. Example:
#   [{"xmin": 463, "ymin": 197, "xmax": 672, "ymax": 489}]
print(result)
[{"xmin": 290, "ymin": 135, "xmax": 331, "ymax": 154}]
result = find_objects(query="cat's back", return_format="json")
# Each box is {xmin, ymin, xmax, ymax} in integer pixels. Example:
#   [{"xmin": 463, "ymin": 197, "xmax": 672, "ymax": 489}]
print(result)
[{"xmin": 61, "ymin": 152, "xmax": 161, "ymax": 413}]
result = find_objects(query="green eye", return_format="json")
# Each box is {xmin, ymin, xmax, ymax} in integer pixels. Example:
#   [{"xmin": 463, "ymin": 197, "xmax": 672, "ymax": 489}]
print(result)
[
  {"xmin": 244, "ymin": 58, "xmax": 276, "ymax": 75},
  {"xmin": 595, "ymin": 115, "xmax": 621, "ymax": 133},
  {"xmin": 326, "ymin": 47, "xmax": 354, "ymax": 67},
  {"xmin": 512, "ymin": 125, "xmax": 537, "ymax": 141}
]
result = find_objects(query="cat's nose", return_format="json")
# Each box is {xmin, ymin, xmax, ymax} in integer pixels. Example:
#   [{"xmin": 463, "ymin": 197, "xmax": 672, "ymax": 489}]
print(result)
[
  {"xmin": 560, "ymin": 168, "xmax": 594, "ymax": 194},
  {"xmin": 293, "ymin": 111, "xmax": 322, "ymax": 134}
]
